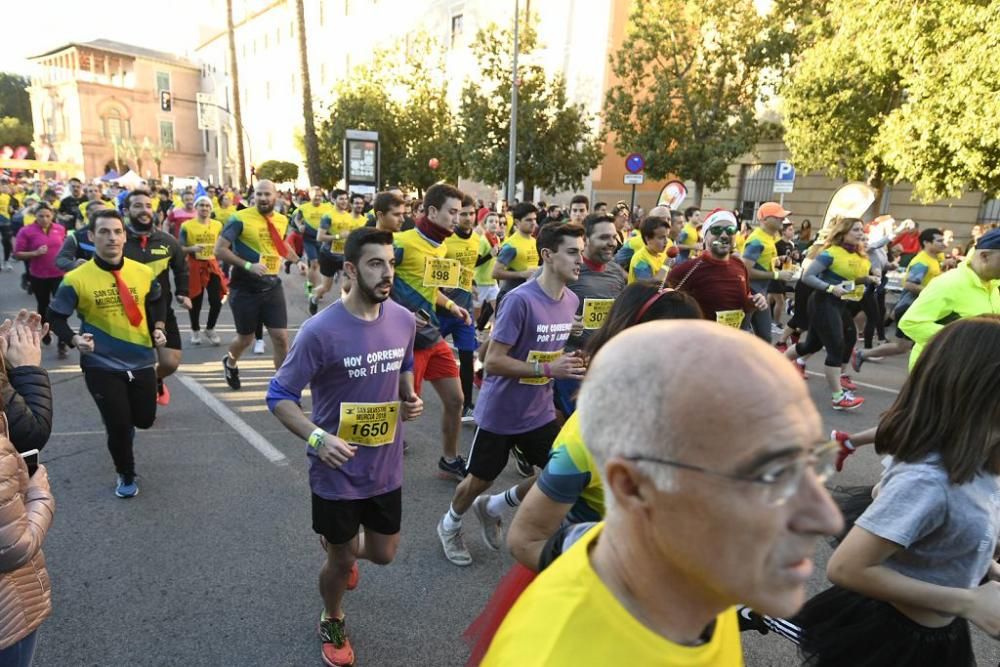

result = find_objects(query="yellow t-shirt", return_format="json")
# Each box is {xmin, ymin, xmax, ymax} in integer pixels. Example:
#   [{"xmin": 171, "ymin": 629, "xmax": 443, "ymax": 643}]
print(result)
[
  {"xmin": 297, "ymin": 201, "xmax": 335, "ymax": 236},
  {"xmin": 628, "ymin": 245, "xmax": 667, "ymax": 284},
  {"xmin": 214, "ymin": 205, "xmax": 237, "ymax": 222},
  {"xmin": 180, "ymin": 219, "xmax": 223, "ymax": 260},
  {"xmin": 498, "ymin": 232, "xmax": 539, "ymax": 273},
  {"xmin": 483, "ymin": 523, "xmax": 744, "ymax": 666},
  {"xmin": 0, "ymin": 193, "xmax": 11, "ymax": 218}
]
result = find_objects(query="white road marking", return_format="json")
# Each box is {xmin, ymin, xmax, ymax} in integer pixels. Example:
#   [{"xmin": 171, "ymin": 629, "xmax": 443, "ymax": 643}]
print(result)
[
  {"xmin": 175, "ymin": 373, "xmax": 288, "ymax": 465},
  {"xmin": 806, "ymin": 370, "xmax": 900, "ymax": 394}
]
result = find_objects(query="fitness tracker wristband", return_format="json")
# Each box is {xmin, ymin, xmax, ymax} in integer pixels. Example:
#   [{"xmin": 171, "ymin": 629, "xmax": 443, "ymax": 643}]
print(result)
[
  {"xmin": 244, "ymin": 260, "xmax": 253, "ymax": 271},
  {"xmin": 308, "ymin": 428, "xmax": 327, "ymax": 450}
]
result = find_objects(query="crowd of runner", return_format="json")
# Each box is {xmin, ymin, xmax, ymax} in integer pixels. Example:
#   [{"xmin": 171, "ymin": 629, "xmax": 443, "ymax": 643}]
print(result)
[{"xmin": 2, "ymin": 170, "xmax": 1000, "ymax": 666}]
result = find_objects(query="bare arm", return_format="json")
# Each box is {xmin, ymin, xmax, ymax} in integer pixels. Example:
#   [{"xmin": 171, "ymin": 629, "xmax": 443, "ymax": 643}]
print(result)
[
  {"xmin": 507, "ymin": 484, "xmax": 574, "ymax": 571},
  {"xmin": 271, "ymin": 399, "xmax": 356, "ymax": 468},
  {"xmin": 483, "ymin": 340, "xmax": 585, "ymax": 381},
  {"xmin": 491, "ymin": 261, "xmax": 534, "ymax": 281}
]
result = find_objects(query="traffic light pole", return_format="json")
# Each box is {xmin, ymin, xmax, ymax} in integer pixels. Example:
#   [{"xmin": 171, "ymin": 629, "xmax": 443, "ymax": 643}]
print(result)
[{"xmin": 172, "ymin": 95, "xmax": 254, "ymax": 184}]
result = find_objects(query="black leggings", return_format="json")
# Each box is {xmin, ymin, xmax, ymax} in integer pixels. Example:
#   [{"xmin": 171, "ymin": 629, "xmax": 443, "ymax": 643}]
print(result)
[
  {"xmin": 29, "ymin": 276, "xmax": 62, "ymax": 328},
  {"xmin": 862, "ymin": 278, "xmax": 887, "ymax": 347},
  {"xmin": 458, "ymin": 350, "xmax": 474, "ymax": 411},
  {"xmin": 795, "ymin": 291, "xmax": 856, "ymax": 368},
  {"xmin": 189, "ymin": 274, "xmax": 223, "ymax": 331},
  {"xmin": 0, "ymin": 226, "xmax": 11, "ymax": 262},
  {"xmin": 83, "ymin": 367, "xmax": 158, "ymax": 476}
]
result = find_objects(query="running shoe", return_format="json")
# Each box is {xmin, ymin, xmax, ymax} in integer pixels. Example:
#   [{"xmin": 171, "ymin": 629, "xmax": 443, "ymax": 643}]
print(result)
[
  {"xmin": 839, "ymin": 374, "xmax": 858, "ymax": 391},
  {"xmin": 253, "ymin": 339, "xmax": 266, "ymax": 355},
  {"xmin": 205, "ymin": 329, "xmax": 222, "ymax": 346},
  {"xmin": 792, "ymin": 359, "xmax": 808, "ymax": 380},
  {"xmin": 437, "ymin": 518, "xmax": 472, "ymax": 566},
  {"xmin": 57, "ymin": 343, "xmax": 67, "ymax": 360},
  {"xmin": 850, "ymin": 348, "xmax": 865, "ymax": 373},
  {"xmin": 460, "ymin": 406, "xmax": 476, "ymax": 424},
  {"xmin": 318, "ymin": 612, "xmax": 355, "ymax": 667},
  {"xmin": 771, "ymin": 323, "xmax": 784, "ymax": 336},
  {"xmin": 775, "ymin": 342, "xmax": 788, "ymax": 353},
  {"xmin": 512, "ymin": 447, "xmax": 534, "ymax": 477},
  {"xmin": 156, "ymin": 380, "xmax": 171, "ymax": 406},
  {"xmin": 437, "ymin": 455, "xmax": 468, "ymax": 481},
  {"xmin": 42, "ymin": 333, "xmax": 51, "ymax": 346},
  {"xmin": 831, "ymin": 429, "xmax": 855, "ymax": 472},
  {"xmin": 472, "ymin": 496, "xmax": 503, "ymax": 551},
  {"xmin": 223, "ymin": 355, "xmax": 241, "ymax": 390},
  {"xmin": 115, "ymin": 474, "xmax": 139, "ymax": 499},
  {"xmin": 832, "ymin": 391, "xmax": 864, "ymax": 411},
  {"xmin": 190, "ymin": 330, "xmax": 202, "ymax": 345}
]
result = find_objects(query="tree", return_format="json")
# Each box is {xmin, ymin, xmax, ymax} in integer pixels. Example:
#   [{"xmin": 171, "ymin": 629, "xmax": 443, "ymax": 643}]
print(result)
[
  {"xmin": 256, "ymin": 159, "xmax": 299, "ymax": 183},
  {"xmin": 604, "ymin": 0, "xmax": 774, "ymax": 206},
  {"xmin": 781, "ymin": 0, "xmax": 999, "ymax": 201},
  {"xmin": 0, "ymin": 73, "xmax": 32, "ymax": 125},
  {"xmin": 226, "ymin": 0, "xmax": 247, "ymax": 190},
  {"xmin": 294, "ymin": 0, "xmax": 321, "ymax": 186},
  {"xmin": 0, "ymin": 117, "xmax": 33, "ymax": 150},
  {"xmin": 460, "ymin": 19, "xmax": 602, "ymax": 202}
]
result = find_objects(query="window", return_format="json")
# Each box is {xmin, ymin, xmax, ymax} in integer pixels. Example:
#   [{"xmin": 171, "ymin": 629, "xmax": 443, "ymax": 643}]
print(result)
[
  {"xmin": 737, "ymin": 163, "xmax": 777, "ymax": 222},
  {"xmin": 451, "ymin": 14, "xmax": 464, "ymax": 47},
  {"xmin": 156, "ymin": 71, "xmax": 170, "ymax": 93},
  {"xmin": 159, "ymin": 120, "xmax": 175, "ymax": 149},
  {"xmin": 102, "ymin": 108, "xmax": 131, "ymax": 142},
  {"xmin": 980, "ymin": 197, "xmax": 1000, "ymax": 225}
]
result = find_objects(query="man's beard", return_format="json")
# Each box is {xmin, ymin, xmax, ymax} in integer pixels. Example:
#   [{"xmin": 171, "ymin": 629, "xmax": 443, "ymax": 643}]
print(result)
[
  {"xmin": 130, "ymin": 212, "xmax": 153, "ymax": 231},
  {"xmin": 257, "ymin": 200, "xmax": 275, "ymax": 215},
  {"xmin": 709, "ymin": 239, "xmax": 731, "ymax": 259},
  {"xmin": 356, "ymin": 272, "xmax": 391, "ymax": 304}
]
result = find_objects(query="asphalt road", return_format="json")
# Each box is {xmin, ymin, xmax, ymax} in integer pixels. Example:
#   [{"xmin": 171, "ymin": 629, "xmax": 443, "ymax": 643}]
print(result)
[{"xmin": 2, "ymin": 263, "xmax": 997, "ymax": 667}]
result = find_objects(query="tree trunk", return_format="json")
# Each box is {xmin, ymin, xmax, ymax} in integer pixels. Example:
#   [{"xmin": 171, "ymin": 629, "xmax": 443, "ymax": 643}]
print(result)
[
  {"xmin": 226, "ymin": 0, "xmax": 247, "ymax": 190},
  {"xmin": 295, "ymin": 0, "xmax": 321, "ymax": 186},
  {"xmin": 523, "ymin": 179, "xmax": 535, "ymax": 204},
  {"xmin": 693, "ymin": 180, "xmax": 704, "ymax": 208}
]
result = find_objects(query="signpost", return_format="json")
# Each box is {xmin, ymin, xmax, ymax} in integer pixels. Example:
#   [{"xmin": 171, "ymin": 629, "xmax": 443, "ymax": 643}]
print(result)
[
  {"xmin": 196, "ymin": 93, "xmax": 216, "ymax": 131},
  {"xmin": 624, "ymin": 153, "xmax": 645, "ymax": 214},
  {"xmin": 343, "ymin": 129, "xmax": 380, "ymax": 194},
  {"xmin": 773, "ymin": 160, "xmax": 795, "ymax": 204}
]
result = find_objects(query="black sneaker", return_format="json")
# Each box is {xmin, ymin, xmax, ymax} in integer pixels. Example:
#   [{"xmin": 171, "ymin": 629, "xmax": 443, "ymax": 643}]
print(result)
[
  {"xmin": 308, "ymin": 295, "xmax": 319, "ymax": 316},
  {"xmin": 512, "ymin": 447, "xmax": 534, "ymax": 478},
  {"xmin": 437, "ymin": 455, "xmax": 467, "ymax": 481},
  {"xmin": 223, "ymin": 355, "xmax": 241, "ymax": 390}
]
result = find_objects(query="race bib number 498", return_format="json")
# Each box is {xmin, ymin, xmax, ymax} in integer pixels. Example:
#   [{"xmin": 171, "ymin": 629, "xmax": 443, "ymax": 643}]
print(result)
[{"xmin": 423, "ymin": 257, "xmax": 461, "ymax": 288}]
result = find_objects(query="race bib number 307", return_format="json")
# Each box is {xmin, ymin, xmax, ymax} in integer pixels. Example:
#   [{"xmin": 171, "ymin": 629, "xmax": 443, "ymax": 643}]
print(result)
[
  {"xmin": 582, "ymin": 298, "xmax": 614, "ymax": 330},
  {"xmin": 336, "ymin": 401, "xmax": 400, "ymax": 447},
  {"xmin": 423, "ymin": 257, "xmax": 461, "ymax": 288}
]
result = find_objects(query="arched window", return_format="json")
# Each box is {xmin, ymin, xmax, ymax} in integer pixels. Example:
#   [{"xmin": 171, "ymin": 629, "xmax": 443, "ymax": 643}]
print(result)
[{"xmin": 102, "ymin": 106, "xmax": 132, "ymax": 143}]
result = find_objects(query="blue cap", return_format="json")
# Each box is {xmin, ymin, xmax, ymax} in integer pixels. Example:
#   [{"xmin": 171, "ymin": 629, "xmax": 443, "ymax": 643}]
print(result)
[{"xmin": 976, "ymin": 228, "xmax": 1000, "ymax": 250}]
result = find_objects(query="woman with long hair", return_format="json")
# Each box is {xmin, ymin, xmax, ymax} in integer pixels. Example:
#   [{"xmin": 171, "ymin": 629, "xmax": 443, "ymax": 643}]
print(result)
[
  {"xmin": 463, "ymin": 281, "xmax": 702, "ymax": 665},
  {"xmin": 794, "ymin": 315, "xmax": 1000, "ymax": 666},
  {"xmin": 783, "ymin": 216, "xmax": 875, "ymax": 410}
]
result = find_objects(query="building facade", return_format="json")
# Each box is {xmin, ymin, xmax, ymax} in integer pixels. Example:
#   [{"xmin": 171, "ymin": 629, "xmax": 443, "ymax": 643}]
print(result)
[{"xmin": 27, "ymin": 39, "xmax": 212, "ymax": 182}]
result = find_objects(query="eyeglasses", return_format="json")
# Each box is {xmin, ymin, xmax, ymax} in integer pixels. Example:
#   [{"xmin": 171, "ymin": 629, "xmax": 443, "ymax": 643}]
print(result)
[
  {"xmin": 709, "ymin": 225, "xmax": 739, "ymax": 237},
  {"xmin": 623, "ymin": 440, "xmax": 838, "ymax": 507}
]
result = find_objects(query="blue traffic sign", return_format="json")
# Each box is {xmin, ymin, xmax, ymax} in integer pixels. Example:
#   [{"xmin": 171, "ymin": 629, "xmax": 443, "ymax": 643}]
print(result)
[
  {"xmin": 625, "ymin": 153, "xmax": 645, "ymax": 174},
  {"xmin": 773, "ymin": 160, "xmax": 795, "ymax": 193}
]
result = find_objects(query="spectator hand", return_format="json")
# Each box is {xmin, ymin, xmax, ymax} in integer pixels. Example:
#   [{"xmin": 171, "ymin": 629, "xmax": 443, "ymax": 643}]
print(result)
[{"xmin": 1, "ymin": 318, "xmax": 44, "ymax": 367}]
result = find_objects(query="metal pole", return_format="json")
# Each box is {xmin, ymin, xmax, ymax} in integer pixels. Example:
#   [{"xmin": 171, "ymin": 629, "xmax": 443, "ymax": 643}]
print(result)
[
  {"xmin": 506, "ymin": 0, "xmax": 519, "ymax": 204},
  {"xmin": 779, "ymin": 192, "xmax": 784, "ymax": 206},
  {"xmin": 629, "ymin": 184, "xmax": 637, "ymax": 218}
]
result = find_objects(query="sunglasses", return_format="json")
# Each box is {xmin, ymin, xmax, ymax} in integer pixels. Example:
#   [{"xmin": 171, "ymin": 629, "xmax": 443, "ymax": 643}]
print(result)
[{"xmin": 709, "ymin": 225, "xmax": 738, "ymax": 236}]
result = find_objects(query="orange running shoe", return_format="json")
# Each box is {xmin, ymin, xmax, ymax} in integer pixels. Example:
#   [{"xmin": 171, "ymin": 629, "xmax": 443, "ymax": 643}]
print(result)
[
  {"xmin": 156, "ymin": 380, "xmax": 170, "ymax": 406},
  {"xmin": 318, "ymin": 612, "xmax": 355, "ymax": 667}
]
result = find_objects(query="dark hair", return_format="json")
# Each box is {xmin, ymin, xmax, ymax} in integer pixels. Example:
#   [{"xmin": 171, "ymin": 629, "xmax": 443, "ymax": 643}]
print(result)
[
  {"xmin": 594, "ymin": 201, "xmax": 608, "ymax": 211},
  {"xmin": 537, "ymin": 221, "xmax": 584, "ymax": 254},
  {"xmin": 584, "ymin": 281, "xmax": 702, "ymax": 358},
  {"xmin": 801, "ymin": 219, "xmax": 812, "ymax": 229},
  {"xmin": 124, "ymin": 188, "xmax": 152, "ymax": 208},
  {"xmin": 373, "ymin": 191, "xmax": 405, "ymax": 214},
  {"xmin": 670, "ymin": 210, "xmax": 685, "ymax": 223},
  {"xmin": 344, "ymin": 227, "xmax": 394, "ymax": 265},
  {"xmin": 919, "ymin": 228, "xmax": 943, "ymax": 246},
  {"xmin": 511, "ymin": 201, "xmax": 538, "ymax": 221},
  {"xmin": 875, "ymin": 315, "xmax": 1000, "ymax": 483},
  {"xmin": 424, "ymin": 183, "xmax": 465, "ymax": 212},
  {"xmin": 32, "ymin": 201, "xmax": 54, "ymax": 215},
  {"xmin": 570, "ymin": 194, "xmax": 589, "ymax": 208},
  {"xmin": 350, "ymin": 192, "xmax": 365, "ymax": 203},
  {"xmin": 331, "ymin": 188, "xmax": 347, "ymax": 199},
  {"xmin": 462, "ymin": 194, "xmax": 476, "ymax": 208},
  {"xmin": 68, "ymin": 177, "xmax": 82, "ymax": 185},
  {"xmin": 684, "ymin": 206, "xmax": 701, "ymax": 219},
  {"xmin": 640, "ymin": 215, "xmax": 669, "ymax": 242},
  {"xmin": 92, "ymin": 209, "xmax": 124, "ymax": 228},
  {"xmin": 582, "ymin": 213, "xmax": 616, "ymax": 238}
]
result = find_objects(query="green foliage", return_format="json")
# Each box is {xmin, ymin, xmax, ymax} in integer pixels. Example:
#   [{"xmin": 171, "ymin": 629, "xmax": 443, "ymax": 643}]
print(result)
[
  {"xmin": 0, "ymin": 117, "xmax": 33, "ymax": 151},
  {"xmin": 0, "ymin": 73, "xmax": 32, "ymax": 126},
  {"xmin": 604, "ymin": 0, "xmax": 774, "ymax": 205},
  {"xmin": 256, "ymin": 160, "xmax": 299, "ymax": 183},
  {"xmin": 460, "ymin": 19, "xmax": 603, "ymax": 200},
  {"xmin": 782, "ymin": 0, "xmax": 1000, "ymax": 201},
  {"xmin": 313, "ymin": 35, "xmax": 460, "ymax": 191}
]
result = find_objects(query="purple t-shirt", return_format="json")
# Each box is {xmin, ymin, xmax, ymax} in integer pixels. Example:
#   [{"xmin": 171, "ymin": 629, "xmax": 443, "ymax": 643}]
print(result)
[
  {"xmin": 267, "ymin": 299, "xmax": 416, "ymax": 500},
  {"xmin": 474, "ymin": 279, "xmax": 579, "ymax": 434},
  {"xmin": 15, "ymin": 222, "xmax": 66, "ymax": 278}
]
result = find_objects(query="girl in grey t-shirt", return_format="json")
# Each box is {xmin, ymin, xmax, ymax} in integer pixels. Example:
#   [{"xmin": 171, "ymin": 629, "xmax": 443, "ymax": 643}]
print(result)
[{"xmin": 793, "ymin": 315, "xmax": 1000, "ymax": 667}]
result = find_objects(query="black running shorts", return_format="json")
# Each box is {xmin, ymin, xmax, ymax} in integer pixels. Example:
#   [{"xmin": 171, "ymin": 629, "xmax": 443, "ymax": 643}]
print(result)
[
  {"xmin": 159, "ymin": 308, "xmax": 182, "ymax": 350},
  {"xmin": 228, "ymin": 284, "xmax": 288, "ymax": 336},
  {"xmin": 318, "ymin": 252, "xmax": 344, "ymax": 278},
  {"xmin": 311, "ymin": 488, "xmax": 402, "ymax": 545},
  {"xmin": 466, "ymin": 421, "xmax": 561, "ymax": 482}
]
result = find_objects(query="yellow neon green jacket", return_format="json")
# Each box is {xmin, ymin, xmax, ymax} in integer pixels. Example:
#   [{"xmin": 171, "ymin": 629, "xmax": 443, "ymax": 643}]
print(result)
[{"xmin": 899, "ymin": 259, "xmax": 1000, "ymax": 368}]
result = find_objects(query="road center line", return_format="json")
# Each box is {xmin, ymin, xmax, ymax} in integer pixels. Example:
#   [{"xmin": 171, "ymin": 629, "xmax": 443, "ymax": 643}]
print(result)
[
  {"xmin": 175, "ymin": 373, "xmax": 288, "ymax": 465},
  {"xmin": 806, "ymin": 370, "xmax": 900, "ymax": 394}
]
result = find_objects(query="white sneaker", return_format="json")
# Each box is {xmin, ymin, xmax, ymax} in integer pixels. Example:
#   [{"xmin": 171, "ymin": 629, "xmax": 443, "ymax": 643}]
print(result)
[
  {"xmin": 190, "ymin": 330, "xmax": 202, "ymax": 345},
  {"xmin": 205, "ymin": 329, "xmax": 221, "ymax": 346},
  {"xmin": 437, "ymin": 518, "xmax": 472, "ymax": 566},
  {"xmin": 472, "ymin": 496, "xmax": 503, "ymax": 551},
  {"xmin": 253, "ymin": 339, "xmax": 266, "ymax": 355}
]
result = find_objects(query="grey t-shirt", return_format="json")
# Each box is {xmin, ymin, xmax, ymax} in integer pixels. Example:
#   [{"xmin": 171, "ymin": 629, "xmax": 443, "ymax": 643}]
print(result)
[
  {"xmin": 529, "ymin": 262, "xmax": 627, "ymax": 352},
  {"xmin": 856, "ymin": 454, "xmax": 1000, "ymax": 589}
]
